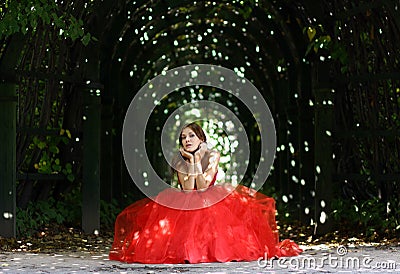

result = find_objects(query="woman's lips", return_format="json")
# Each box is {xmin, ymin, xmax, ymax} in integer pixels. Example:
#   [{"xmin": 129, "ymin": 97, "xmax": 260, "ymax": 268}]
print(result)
[{"xmin": 185, "ymin": 144, "xmax": 193, "ymax": 150}]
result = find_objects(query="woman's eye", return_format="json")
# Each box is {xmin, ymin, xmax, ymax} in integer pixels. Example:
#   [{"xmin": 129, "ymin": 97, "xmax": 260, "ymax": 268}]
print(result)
[{"xmin": 189, "ymin": 134, "xmax": 195, "ymax": 138}]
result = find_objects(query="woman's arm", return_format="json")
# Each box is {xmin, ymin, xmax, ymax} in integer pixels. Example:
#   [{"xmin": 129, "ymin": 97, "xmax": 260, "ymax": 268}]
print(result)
[
  {"xmin": 177, "ymin": 146, "xmax": 220, "ymax": 190},
  {"xmin": 194, "ymin": 150, "xmax": 220, "ymax": 190},
  {"xmin": 177, "ymin": 145, "xmax": 220, "ymax": 191},
  {"xmin": 177, "ymin": 143, "xmax": 220, "ymax": 190},
  {"xmin": 177, "ymin": 148, "xmax": 196, "ymax": 190}
]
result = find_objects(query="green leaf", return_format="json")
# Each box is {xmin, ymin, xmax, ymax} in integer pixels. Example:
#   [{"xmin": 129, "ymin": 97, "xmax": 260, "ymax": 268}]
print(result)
[
  {"xmin": 65, "ymin": 163, "xmax": 72, "ymax": 171},
  {"xmin": 305, "ymin": 42, "xmax": 315, "ymax": 56},
  {"xmin": 42, "ymin": 10, "xmax": 50, "ymax": 24},
  {"xmin": 52, "ymin": 12, "xmax": 64, "ymax": 27},
  {"xmin": 81, "ymin": 33, "xmax": 91, "ymax": 46},
  {"xmin": 52, "ymin": 164, "xmax": 62, "ymax": 172},
  {"xmin": 38, "ymin": 141, "xmax": 46, "ymax": 149},
  {"xmin": 61, "ymin": 136, "xmax": 69, "ymax": 144},
  {"xmin": 49, "ymin": 145, "xmax": 59, "ymax": 154},
  {"xmin": 67, "ymin": 174, "xmax": 75, "ymax": 182},
  {"xmin": 56, "ymin": 214, "xmax": 65, "ymax": 224}
]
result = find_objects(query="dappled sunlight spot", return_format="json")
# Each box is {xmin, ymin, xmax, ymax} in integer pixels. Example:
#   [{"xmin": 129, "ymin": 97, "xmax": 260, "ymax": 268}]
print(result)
[
  {"xmin": 10, "ymin": 257, "xmax": 22, "ymax": 263},
  {"xmin": 204, "ymin": 173, "xmax": 213, "ymax": 183},
  {"xmin": 123, "ymin": 240, "xmax": 130, "ymax": 248},
  {"xmin": 90, "ymin": 254, "xmax": 104, "ymax": 260},
  {"xmin": 159, "ymin": 219, "xmax": 171, "ymax": 235},
  {"xmin": 146, "ymin": 239, "xmax": 153, "ymax": 248},
  {"xmin": 151, "ymin": 203, "xmax": 158, "ymax": 209},
  {"xmin": 152, "ymin": 224, "xmax": 159, "ymax": 232},
  {"xmin": 3, "ymin": 211, "xmax": 13, "ymax": 219},
  {"xmin": 230, "ymin": 174, "xmax": 238, "ymax": 186},
  {"xmin": 319, "ymin": 211, "xmax": 327, "ymax": 224}
]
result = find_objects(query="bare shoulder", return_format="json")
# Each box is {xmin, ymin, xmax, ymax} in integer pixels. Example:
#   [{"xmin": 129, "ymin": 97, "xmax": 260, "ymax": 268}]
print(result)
[{"xmin": 209, "ymin": 149, "xmax": 220, "ymax": 157}]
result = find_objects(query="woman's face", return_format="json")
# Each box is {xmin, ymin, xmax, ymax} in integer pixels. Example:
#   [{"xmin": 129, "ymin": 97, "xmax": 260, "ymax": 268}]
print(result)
[{"xmin": 180, "ymin": 127, "xmax": 203, "ymax": 152}]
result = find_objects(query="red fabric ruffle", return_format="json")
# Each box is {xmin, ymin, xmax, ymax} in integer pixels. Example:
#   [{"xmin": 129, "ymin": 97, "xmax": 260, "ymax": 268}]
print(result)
[{"xmin": 109, "ymin": 184, "xmax": 302, "ymax": 264}]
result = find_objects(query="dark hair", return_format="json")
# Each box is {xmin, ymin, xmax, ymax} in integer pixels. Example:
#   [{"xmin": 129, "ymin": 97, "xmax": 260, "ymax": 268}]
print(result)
[{"xmin": 179, "ymin": 122, "xmax": 206, "ymax": 146}]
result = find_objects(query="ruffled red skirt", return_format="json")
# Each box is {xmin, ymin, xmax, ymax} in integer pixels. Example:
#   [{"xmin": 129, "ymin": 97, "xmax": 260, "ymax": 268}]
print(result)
[{"xmin": 109, "ymin": 184, "xmax": 302, "ymax": 264}]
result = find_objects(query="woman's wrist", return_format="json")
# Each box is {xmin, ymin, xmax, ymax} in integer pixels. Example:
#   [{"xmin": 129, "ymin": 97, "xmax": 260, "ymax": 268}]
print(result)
[
  {"xmin": 188, "ymin": 162, "xmax": 202, "ymax": 175},
  {"xmin": 195, "ymin": 162, "xmax": 202, "ymax": 173}
]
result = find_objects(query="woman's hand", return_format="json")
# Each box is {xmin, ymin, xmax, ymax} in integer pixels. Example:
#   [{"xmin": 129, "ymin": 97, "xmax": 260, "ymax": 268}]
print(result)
[
  {"xmin": 179, "ymin": 147, "xmax": 194, "ymax": 162},
  {"xmin": 194, "ymin": 142, "xmax": 207, "ymax": 162}
]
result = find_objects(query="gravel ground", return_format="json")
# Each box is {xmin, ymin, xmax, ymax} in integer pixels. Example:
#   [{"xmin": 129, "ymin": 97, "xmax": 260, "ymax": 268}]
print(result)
[{"xmin": 0, "ymin": 244, "xmax": 399, "ymax": 273}]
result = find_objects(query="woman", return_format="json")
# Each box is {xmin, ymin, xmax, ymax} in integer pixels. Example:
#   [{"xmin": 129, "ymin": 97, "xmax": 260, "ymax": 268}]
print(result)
[
  {"xmin": 109, "ymin": 122, "xmax": 302, "ymax": 263},
  {"xmin": 174, "ymin": 122, "xmax": 219, "ymax": 191}
]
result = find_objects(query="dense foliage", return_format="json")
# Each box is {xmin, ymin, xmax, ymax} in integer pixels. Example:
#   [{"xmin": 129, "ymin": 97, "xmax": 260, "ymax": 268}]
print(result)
[{"xmin": 0, "ymin": 0, "xmax": 92, "ymax": 43}]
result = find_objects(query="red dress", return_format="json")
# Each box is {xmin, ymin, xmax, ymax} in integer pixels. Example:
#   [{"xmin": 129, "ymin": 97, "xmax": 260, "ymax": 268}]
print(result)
[{"xmin": 109, "ymin": 177, "xmax": 302, "ymax": 264}]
